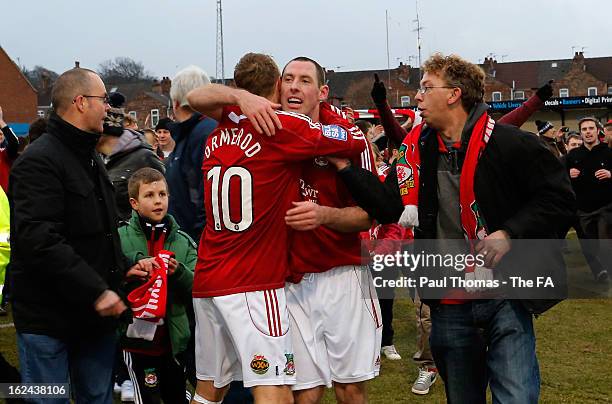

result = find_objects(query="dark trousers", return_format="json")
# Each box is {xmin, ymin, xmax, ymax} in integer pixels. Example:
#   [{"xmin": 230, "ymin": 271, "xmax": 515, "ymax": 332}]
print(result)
[
  {"xmin": 380, "ymin": 297, "xmax": 395, "ymax": 346},
  {"xmin": 0, "ymin": 353, "xmax": 25, "ymax": 403},
  {"xmin": 1, "ymin": 263, "xmax": 11, "ymax": 306},
  {"xmin": 114, "ymin": 347, "xmax": 130, "ymax": 385},
  {"xmin": 18, "ymin": 332, "xmax": 117, "ymax": 404},
  {"xmin": 576, "ymin": 204, "xmax": 612, "ymax": 278},
  {"xmin": 123, "ymin": 350, "xmax": 187, "ymax": 404},
  {"xmin": 430, "ymin": 300, "xmax": 539, "ymax": 404}
]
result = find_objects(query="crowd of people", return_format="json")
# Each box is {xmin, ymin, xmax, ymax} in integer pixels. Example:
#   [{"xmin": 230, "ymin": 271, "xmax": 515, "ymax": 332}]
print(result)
[{"xmin": 0, "ymin": 50, "xmax": 610, "ymax": 404}]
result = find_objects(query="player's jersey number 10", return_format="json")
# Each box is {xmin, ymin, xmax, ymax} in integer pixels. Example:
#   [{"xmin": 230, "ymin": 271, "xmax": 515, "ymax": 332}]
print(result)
[{"xmin": 207, "ymin": 166, "xmax": 254, "ymax": 232}]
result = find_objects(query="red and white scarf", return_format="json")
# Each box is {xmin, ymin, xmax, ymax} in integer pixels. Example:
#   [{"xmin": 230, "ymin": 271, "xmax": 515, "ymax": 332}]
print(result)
[
  {"xmin": 397, "ymin": 112, "xmax": 494, "ymax": 239},
  {"xmin": 397, "ymin": 112, "xmax": 495, "ymax": 285},
  {"xmin": 126, "ymin": 250, "xmax": 174, "ymax": 340}
]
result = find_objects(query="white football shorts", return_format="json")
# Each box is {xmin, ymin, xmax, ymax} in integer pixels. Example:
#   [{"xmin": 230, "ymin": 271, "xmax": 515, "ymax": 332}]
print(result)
[
  {"xmin": 193, "ymin": 287, "xmax": 296, "ymax": 388},
  {"xmin": 286, "ymin": 265, "xmax": 382, "ymax": 390}
]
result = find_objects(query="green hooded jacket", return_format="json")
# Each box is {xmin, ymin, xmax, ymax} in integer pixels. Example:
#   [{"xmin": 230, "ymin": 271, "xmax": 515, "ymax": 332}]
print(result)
[{"xmin": 118, "ymin": 211, "xmax": 196, "ymax": 357}]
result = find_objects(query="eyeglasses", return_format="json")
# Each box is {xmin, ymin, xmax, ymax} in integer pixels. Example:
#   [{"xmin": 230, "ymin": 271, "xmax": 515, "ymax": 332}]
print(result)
[
  {"xmin": 75, "ymin": 94, "xmax": 110, "ymax": 104},
  {"xmin": 417, "ymin": 86, "xmax": 456, "ymax": 95}
]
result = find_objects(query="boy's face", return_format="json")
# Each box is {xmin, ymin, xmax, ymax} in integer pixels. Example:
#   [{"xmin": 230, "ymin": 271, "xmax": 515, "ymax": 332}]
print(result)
[
  {"xmin": 156, "ymin": 129, "xmax": 172, "ymax": 146},
  {"xmin": 129, "ymin": 180, "xmax": 168, "ymax": 223}
]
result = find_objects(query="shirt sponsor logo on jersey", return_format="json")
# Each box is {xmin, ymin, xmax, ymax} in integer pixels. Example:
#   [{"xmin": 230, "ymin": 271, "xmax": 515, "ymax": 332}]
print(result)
[
  {"xmin": 283, "ymin": 353, "xmax": 295, "ymax": 376},
  {"xmin": 250, "ymin": 354, "xmax": 270, "ymax": 375},
  {"xmin": 322, "ymin": 125, "xmax": 348, "ymax": 141},
  {"xmin": 299, "ymin": 179, "xmax": 319, "ymax": 202}
]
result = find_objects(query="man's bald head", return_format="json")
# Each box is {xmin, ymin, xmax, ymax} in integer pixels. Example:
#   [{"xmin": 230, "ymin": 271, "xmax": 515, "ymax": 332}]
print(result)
[{"xmin": 51, "ymin": 68, "xmax": 100, "ymax": 114}]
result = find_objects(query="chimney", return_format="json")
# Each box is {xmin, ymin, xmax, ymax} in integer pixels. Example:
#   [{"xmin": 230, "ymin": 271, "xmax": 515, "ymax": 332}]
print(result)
[
  {"xmin": 151, "ymin": 80, "xmax": 161, "ymax": 94},
  {"xmin": 397, "ymin": 63, "xmax": 411, "ymax": 83},
  {"xmin": 161, "ymin": 76, "xmax": 171, "ymax": 94},
  {"xmin": 74, "ymin": 61, "xmax": 80, "ymax": 68},
  {"xmin": 571, "ymin": 51, "xmax": 586, "ymax": 72},
  {"xmin": 482, "ymin": 57, "xmax": 497, "ymax": 77},
  {"xmin": 41, "ymin": 71, "xmax": 50, "ymax": 91}
]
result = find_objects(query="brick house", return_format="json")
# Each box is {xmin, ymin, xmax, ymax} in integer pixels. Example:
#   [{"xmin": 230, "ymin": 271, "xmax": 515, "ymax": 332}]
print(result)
[
  {"xmin": 0, "ymin": 46, "xmax": 37, "ymax": 135},
  {"xmin": 325, "ymin": 52, "xmax": 612, "ymax": 132},
  {"xmin": 107, "ymin": 77, "xmax": 172, "ymax": 129},
  {"xmin": 327, "ymin": 62, "xmax": 420, "ymax": 109},
  {"xmin": 482, "ymin": 52, "xmax": 612, "ymax": 133}
]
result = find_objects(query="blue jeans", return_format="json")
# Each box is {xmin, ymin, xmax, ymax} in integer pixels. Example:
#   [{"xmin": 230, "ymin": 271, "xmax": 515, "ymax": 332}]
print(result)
[
  {"xmin": 430, "ymin": 299, "xmax": 539, "ymax": 404},
  {"xmin": 17, "ymin": 332, "xmax": 117, "ymax": 404}
]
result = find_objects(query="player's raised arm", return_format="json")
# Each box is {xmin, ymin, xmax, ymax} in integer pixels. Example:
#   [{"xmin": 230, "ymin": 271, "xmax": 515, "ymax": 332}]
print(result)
[{"xmin": 187, "ymin": 83, "xmax": 282, "ymax": 136}]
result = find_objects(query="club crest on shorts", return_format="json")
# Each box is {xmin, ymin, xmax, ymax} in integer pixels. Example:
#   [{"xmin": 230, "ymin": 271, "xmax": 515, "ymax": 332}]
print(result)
[
  {"xmin": 144, "ymin": 368, "xmax": 158, "ymax": 387},
  {"xmin": 250, "ymin": 354, "xmax": 270, "ymax": 375},
  {"xmin": 375, "ymin": 355, "xmax": 381, "ymax": 367},
  {"xmin": 283, "ymin": 353, "xmax": 295, "ymax": 376}
]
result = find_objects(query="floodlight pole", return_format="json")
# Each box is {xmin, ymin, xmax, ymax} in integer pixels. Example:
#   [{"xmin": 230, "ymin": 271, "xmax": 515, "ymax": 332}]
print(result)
[{"xmin": 216, "ymin": 0, "xmax": 225, "ymax": 84}]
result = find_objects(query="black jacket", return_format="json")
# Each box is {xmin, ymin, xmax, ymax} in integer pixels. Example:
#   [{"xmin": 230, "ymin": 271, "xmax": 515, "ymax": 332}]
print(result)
[
  {"xmin": 9, "ymin": 114, "xmax": 130, "ymax": 338},
  {"xmin": 338, "ymin": 107, "xmax": 576, "ymax": 314},
  {"xmin": 564, "ymin": 143, "xmax": 612, "ymax": 213},
  {"xmin": 104, "ymin": 130, "xmax": 166, "ymax": 221}
]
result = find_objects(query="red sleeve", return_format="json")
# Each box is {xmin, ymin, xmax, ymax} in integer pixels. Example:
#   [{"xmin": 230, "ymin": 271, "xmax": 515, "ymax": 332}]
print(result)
[
  {"xmin": 376, "ymin": 101, "xmax": 407, "ymax": 149},
  {"xmin": 371, "ymin": 224, "xmax": 408, "ymax": 255},
  {"xmin": 498, "ymin": 94, "xmax": 544, "ymax": 127},
  {"xmin": 274, "ymin": 111, "xmax": 366, "ymax": 161},
  {"xmin": 318, "ymin": 102, "xmax": 376, "ymax": 174}
]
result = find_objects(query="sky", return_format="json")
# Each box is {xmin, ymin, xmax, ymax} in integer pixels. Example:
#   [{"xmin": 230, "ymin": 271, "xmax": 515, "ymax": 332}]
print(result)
[{"xmin": 2, "ymin": 0, "xmax": 611, "ymax": 80}]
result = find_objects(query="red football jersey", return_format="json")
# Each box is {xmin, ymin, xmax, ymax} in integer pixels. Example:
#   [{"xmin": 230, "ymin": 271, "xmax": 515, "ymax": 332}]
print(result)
[
  {"xmin": 288, "ymin": 104, "xmax": 377, "ymax": 279},
  {"xmin": 193, "ymin": 106, "xmax": 367, "ymax": 297}
]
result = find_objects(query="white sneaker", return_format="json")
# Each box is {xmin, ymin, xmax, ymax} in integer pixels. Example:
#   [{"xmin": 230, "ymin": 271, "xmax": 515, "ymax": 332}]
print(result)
[
  {"xmin": 121, "ymin": 380, "xmax": 135, "ymax": 402},
  {"xmin": 113, "ymin": 382, "xmax": 121, "ymax": 395},
  {"xmin": 381, "ymin": 345, "xmax": 402, "ymax": 360},
  {"xmin": 411, "ymin": 367, "xmax": 438, "ymax": 395}
]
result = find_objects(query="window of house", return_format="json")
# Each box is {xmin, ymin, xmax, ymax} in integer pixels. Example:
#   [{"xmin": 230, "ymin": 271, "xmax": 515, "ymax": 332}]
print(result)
[
  {"xmin": 587, "ymin": 87, "xmax": 597, "ymax": 96},
  {"xmin": 37, "ymin": 110, "xmax": 45, "ymax": 118},
  {"xmin": 129, "ymin": 111, "xmax": 137, "ymax": 120},
  {"xmin": 513, "ymin": 91, "xmax": 525, "ymax": 100},
  {"xmin": 400, "ymin": 96, "xmax": 411, "ymax": 107},
  {"xmin": 492, "ymin": 92, "xmax": 502, "ymax": 102},
  {"xmin": 150, "ymin": 109, "xmax": 159, "ymax": 127},
  {"xmin": 559, "ymin": 88, "xmax": 569, "ymax": 98},
  {"xmin": 551, "ymin": 62, "xmax": 558, "ymax": 68},
  {"xmin": 608, "ymin": 86, "xmax": 612, "ymax": 95}
]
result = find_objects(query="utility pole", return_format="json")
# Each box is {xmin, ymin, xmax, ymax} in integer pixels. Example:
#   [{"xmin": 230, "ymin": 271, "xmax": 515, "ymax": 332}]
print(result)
[
  {"xmin": 386, "ymin": 9, "xmax": 391, "ymax": 89},
  {"xmin": 216, "ymin": 0, "xmax": 225, "ymax": 84},
  {"xmin": 413, "ymin": 0, "xmax": 424, "ymax": 78}
]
